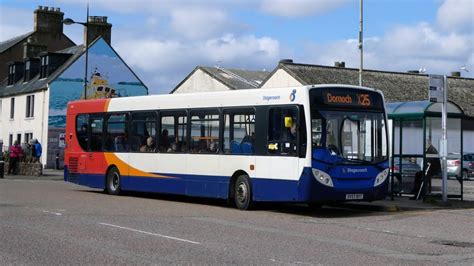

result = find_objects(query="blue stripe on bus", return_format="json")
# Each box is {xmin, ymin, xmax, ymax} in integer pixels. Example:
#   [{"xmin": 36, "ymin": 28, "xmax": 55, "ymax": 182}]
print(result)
[{"xmin": 64, "ymin": 166, "xmax": 389, "ymax": 203}]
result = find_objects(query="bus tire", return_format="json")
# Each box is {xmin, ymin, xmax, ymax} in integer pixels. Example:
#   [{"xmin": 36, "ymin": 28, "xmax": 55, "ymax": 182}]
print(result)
[
  {"xmin": 234, "ymin": 175, "xmax": 253, "ymax": 210},
  {"xmin": 106, "ymin": 167, "xmax": 121, "ymax": 195}
]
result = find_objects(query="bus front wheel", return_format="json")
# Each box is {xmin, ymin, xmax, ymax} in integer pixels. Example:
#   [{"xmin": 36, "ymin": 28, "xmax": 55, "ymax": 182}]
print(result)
[
  {"xmin": 234, "ymin": 175, "xmax": 253, "ymax": 210},
  {"xmin": 106, "ymin": 167, "xmax": 121, "ymax": 195}
]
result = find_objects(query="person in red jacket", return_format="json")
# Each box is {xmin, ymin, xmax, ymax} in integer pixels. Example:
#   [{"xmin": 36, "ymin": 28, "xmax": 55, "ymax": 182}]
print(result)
[{"xmin": 8, "ymin": 140, "xmax": 23, "ymax": 175}]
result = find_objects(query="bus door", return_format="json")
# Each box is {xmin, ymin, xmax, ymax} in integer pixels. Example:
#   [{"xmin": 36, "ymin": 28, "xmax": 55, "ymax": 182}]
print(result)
[{"xmin": 259, "ymin": 106, "xmax": 302, "ymax": 200}]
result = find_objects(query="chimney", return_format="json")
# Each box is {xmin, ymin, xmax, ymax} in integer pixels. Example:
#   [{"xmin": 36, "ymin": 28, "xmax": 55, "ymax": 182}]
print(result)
[
  {"xmin": 334, "ymin": 61, "xmax": 345, "ymax": 68},
  {"xmin": 23, "ymin": 36, "xmax": 47, "ymax": 59},
  {"xmin": 34, "ymin": 6, "xmax": 64, "ymax": 36},
  {"xmin": 450, "ymin": 71, "xmax": 461, "ymax": 77},
  {"xmin": 85, "ymin": 16, "xmax": 112, "ymax": 45},
  {"xmin": 279, "ymin": 59, "xmax": 293, "ymax": 64}
]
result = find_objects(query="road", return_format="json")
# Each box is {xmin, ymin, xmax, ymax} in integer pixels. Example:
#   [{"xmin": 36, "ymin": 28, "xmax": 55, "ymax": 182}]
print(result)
[{"xmin": 1, "ymin": 179, "xmax": 474, "ymax": 264}]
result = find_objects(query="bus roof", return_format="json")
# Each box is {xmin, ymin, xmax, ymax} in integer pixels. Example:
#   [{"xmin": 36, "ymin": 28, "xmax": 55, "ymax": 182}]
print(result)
[{"xmin": 67, "ymin": 84, "xmax": 384, "ymax": 114}]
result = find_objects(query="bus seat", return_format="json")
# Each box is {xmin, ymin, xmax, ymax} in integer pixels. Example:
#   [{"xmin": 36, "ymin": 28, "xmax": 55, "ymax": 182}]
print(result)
[
  {"xmin": 230, "ymin": 140, "xmax": 241, "ymax": 154},
  {"xmin": 241, "ymin": 142, "xmax": 254, "ymax": 154}
]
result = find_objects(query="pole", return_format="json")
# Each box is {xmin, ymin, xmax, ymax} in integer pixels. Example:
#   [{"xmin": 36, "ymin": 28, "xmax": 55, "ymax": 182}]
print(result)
[
  {"xmin": 441, "ymin": 75, "xmax": 448, "ymax": 203},
  {"xmin": 359, "ymin": 0, "xmax": 363, "ymax": 87},
  {"xmin": 83, "ymin": 3, "xmax": 89, "ymax": 100}
]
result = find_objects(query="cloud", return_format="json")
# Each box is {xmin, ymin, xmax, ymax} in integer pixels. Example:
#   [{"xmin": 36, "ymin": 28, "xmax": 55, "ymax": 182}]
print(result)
[
  {"xmin": 260, "ymin": 0, "xmax": 350, "ymax": 17},
  {"xmin": 170, "ymin": 8, "xmax": 233, "ymax": 40},
  {"xmin": 114, "ymin": 34, "xmax": 280, "ymax": 93},
  {"xmin": 437, "ymin": 0, "xmax": 474, "ymax": 33},
  {"xmin": 299, "ymin": 22, "xmax": 473, "ymax": 77}
]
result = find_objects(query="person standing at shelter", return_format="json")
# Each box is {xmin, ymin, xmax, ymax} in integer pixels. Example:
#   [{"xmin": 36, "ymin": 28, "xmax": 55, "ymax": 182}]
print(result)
[
  {"xmin": 8, "ymin": 141, "xmax": 23, "ymax": 175},
  {"xmin": 411, "ymin": 140, "xmax": 441, "ymax": 199},
  {"xmin": 32, "ymin": 139, "xmax": 42, "ymax": 163}
]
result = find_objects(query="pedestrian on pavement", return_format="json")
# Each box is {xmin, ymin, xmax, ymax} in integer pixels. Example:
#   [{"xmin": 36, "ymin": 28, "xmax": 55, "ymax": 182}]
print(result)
[
  {"xmin": 8, "ymin": 140, "xmax": 23, "ymax": 175},
  {"xmin": 32, "ymin": 139, "xmax": 42, "ymax": 163}
]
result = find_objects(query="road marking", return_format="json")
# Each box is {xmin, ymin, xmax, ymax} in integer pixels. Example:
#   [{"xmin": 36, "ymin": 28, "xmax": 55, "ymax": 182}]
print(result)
[
  {"xmin": 42, "ymin": 210, "xmax": 62, "ymax": 216},
  {"xmin": 98, "ymin": 222, "xmax": 200, "ymax": 245}
]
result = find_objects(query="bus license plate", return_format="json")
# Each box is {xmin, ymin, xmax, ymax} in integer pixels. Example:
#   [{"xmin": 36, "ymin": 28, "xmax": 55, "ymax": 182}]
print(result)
[{"xmin": 346, "ymin": 193, "xmax": 364, "ymax": 200}]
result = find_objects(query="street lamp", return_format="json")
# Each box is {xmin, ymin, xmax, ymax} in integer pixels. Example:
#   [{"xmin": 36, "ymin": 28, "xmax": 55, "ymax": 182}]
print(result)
[{"xmin": 63, "ymin": 5, "xmax": 89, "ymax": 100}]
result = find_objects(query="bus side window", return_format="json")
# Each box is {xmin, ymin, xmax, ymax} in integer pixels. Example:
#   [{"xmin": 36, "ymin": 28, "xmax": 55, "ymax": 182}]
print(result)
[
  {"xmin": 190, "ymin": 110, "xmax": 219, "ymax": 154},
  {"xmin": 89, "ymin": 115, "xmax": 104, "ymax": 152},
  {"xmin": 268, "ymin": 106, "xmax": 298, "ymax": 156},
  {"xmin": 223, "ymin": 110, "xmax": 255, "ymax": 154},
  {"xmin": 130, "ymin": 112, "xmax": 157, "ymax": 153},
  {"xmin": 76, "ymin": 114, "xmax": 89, "ymax": 151},
  {"xmin": 105, "ymin": 113, "xmax": 128, "ymax": 152}
]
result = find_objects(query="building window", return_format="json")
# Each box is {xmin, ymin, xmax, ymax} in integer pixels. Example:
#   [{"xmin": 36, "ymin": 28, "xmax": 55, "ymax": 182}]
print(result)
[
  {"xmin": 10, "ymin": 98, "xmax": 15, "ymax": 119},
  {"xmin": 9, "ymin": 134, "xmax": 13, "ymax": 147},
  {"xmin": 7, "ymin": 65, "xmax": 15, "ymax": 85},
  {"xmin": 25, "ymin": 95, "xmax": 35, "ymax": 118},
  {"xmin": 16, "ymin": 133, "xmax": 21, "ymax": 144},
  {"xmin": 0, "ymin": 100, "xmax": 2, "ymax": 121},
  {"xmin": 40, "ymin": 56, "xmax": 48, "ymax": 78},
  {"xmin": 25, "ymin": 133, "xmax": 33, "ymax": 144},
  {"xmin": 24, "ymin": 61, "xmax": 30, "ymax": 82}
]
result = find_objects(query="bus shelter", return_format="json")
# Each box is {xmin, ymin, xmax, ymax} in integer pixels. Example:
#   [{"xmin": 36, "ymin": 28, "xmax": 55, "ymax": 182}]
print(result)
[{"xmin": 386, "ymin": 101, "xmax": 466, "ymax": 200}]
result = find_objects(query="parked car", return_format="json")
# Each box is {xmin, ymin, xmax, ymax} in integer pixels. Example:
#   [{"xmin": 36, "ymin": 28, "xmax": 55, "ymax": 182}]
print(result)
[
  {"xmin": 447, "ymin": 153, "xmax": 474, "ymax": 180},
  {"xmin": 391, "ymin": 158, "xmax": 422, "ymax": 194}
]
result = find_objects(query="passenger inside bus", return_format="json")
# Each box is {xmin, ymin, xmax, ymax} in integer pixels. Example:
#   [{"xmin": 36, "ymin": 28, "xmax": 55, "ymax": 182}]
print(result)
[
  {"xmin": 159, "ymin": 129, "xmax": 170, "ymax": 152},
  {"xmin": 140, "ymin": 137, "xmax": 156, "ymax": 152}
]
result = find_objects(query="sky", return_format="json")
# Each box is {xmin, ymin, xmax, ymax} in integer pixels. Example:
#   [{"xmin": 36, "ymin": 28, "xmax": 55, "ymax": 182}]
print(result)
[{"xmin": 1, "ymin": 0, "xmax": 473, "ymax": 94}]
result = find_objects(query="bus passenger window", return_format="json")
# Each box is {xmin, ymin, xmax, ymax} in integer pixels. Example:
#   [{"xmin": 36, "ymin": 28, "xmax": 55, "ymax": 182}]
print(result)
[
  {"xmin": 190, "ymin": 111, "xmax": 219, "ymax": 154},
  {"xmin": 130, "ymin": 112, "xmax": 157, "ymax": 153},
  {"xmin": 160, "ymin": 112, "xmax": 187, "ymax": 153},
  {"xmin": 105, "ymin": 113, "xmax": 128, "ymax": 152},
  {"xmin": 90, "ymin": 115, "xmax": 104, "ymax": 152},
  {"xmin": 76, "ymin": 114, "xmax": 89, "ymax": 151},
  {"xmin": 268, "ymin": 107, "xmax": 298, "ymax": 156},
  {"xmin": 223, "ymin": 110, "xmax": 255, "ymax": 155}
]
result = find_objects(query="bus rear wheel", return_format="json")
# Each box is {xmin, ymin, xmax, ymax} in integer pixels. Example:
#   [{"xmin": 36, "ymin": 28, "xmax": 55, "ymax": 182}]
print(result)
[
  {"xmin": 106, "ymin": 167, "xmax": 121, "ymax": 195},
  {"xmin": 234, "ymin": 175, "xmax": 253, "ymax": 210}
]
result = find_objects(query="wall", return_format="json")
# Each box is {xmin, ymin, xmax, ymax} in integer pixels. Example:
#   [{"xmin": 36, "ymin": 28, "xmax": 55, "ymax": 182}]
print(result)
[
  {"xmin": 0, "ymin": 89, "xmax": 48, "ymax": 166},
  {"xmin": 173, "ymin": 68, "xmax": 231, "ymax": 94},
  {"xmin": 260, "ymin": 69, "xmax": 302, "ymax": 89}
]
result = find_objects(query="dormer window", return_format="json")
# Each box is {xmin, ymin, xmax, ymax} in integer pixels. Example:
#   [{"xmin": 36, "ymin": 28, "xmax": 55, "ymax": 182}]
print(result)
[
  {"xmin": 24, "ymin": 61, "xmax": 31, "ymax": 82},
  {"xmin": 40, "ymin": 55, "xmax": 48, "ymax": 78},
  {"xmin": 7, "ymin": 65, "xmax": 15, "ymax": 85}
]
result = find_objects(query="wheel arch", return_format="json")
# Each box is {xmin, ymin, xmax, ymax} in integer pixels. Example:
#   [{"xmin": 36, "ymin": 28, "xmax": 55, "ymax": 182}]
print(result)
[{"xmin": 228, "ymin": 169, "xmax": 250, "ymax": 200}]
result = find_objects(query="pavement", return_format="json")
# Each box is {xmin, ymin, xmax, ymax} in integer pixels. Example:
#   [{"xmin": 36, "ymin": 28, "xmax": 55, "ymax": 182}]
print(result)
[{"xmin": 2, "ymin": 169, "xmax": 474, "ymax": 213}]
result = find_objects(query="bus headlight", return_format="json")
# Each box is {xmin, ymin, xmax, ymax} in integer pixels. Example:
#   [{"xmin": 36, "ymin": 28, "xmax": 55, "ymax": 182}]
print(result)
[
  {"xmin": 312, "ymin": 169, "xmax": 334, "ymax": 187},
  {"xmin": 374, "ymin": 168, "xmax": 389, "ymax": 187}
]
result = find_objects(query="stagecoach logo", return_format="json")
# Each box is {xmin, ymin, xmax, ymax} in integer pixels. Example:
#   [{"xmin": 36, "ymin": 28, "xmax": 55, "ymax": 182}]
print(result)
[
  {"xmin": 289, "ymin": 89, "xmax": 297, "ymax": 102},
  {"xmin": 263, "ymin": 95, "xmax": 281, "ymax": 101},
  {"xmin": 342, "ymin": 168, "xmax": 368, "ymax": 174}
]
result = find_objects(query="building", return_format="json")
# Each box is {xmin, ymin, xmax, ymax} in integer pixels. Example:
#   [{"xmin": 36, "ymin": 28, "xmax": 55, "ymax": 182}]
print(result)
[
  {"xmin": 0, "ymin": 6, "xmax": 148, "ymax": 168},
  {"xmin": 0, "ymin": 6, "xmax": 76, "ymax": 81},
  {"xmin": 172, "ymin": 66, "xmax": 270, "ymax": 93},
  {"xmin": 260, "ymin": 60, "xmax": 474, "ymax": 117}
]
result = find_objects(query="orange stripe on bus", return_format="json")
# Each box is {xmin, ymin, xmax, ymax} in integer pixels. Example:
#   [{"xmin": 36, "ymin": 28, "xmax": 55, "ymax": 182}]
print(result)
[{"xmin": 104, "ymin": 153, "xmax": 173, "ymax": 179}]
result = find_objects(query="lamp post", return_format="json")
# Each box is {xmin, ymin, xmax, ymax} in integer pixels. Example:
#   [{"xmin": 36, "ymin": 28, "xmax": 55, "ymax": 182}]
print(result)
[
  {"xmin": 358, "ymin": 0, "xmax": 363, "ymax": 87},
  {"xmin": 63, "ymin": 4, "xmax": 89, "ymax": 100}
]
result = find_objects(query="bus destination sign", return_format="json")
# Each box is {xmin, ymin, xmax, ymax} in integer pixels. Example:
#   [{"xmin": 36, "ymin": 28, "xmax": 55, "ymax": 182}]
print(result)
[
  {"xmin": 310, "ymin": 88, "xmax": 383, "ymax": 110},
  {"xmin": 325, "ymin": 92, "xmax": 371, "ymax": 107}
]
